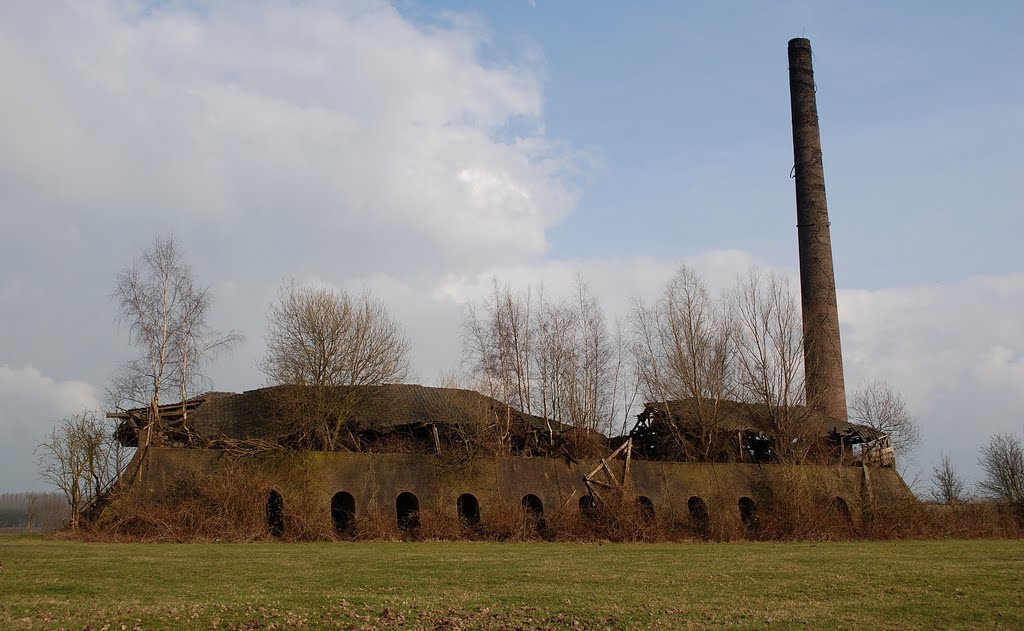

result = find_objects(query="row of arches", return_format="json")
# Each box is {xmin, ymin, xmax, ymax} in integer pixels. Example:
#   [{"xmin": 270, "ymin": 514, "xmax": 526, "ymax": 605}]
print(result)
[
  {"xmin": 267, "ymin": 490, "xmax": 482, "ymax": 536},
  {"xmin": 265, "ymin": 490, "xmax": 854, "ymax": 536}
]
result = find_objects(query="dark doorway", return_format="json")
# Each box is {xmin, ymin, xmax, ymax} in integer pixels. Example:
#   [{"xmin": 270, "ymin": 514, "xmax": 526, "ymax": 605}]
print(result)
[
  {"xmin": 687, "ymin": 496, "xmax": 710, "ymax": 538},
  {"xmin": 396, "ymin": 492, "xmax": 420, "ymax": 530},
  {"xmin": 579, "ymin": 495, "xmax": 597, "ymax": 521},
  {"xmin": 738, "ymin": 497, "xmax": 757, "ymax": 531},
  {"xmin": 331, "ymin": 491, "xmax": 356, "ymax": 534},
  {"xmin": 457, "ymin": 493, "xmax": 481, "ymax": 527},
  {"xmin": 636, "ymin": 496, "xmax": 655, "ymax": 523},
  {"xmin": 267, "ymin": 490, "xmax": 284, "ymax": 537},
  {"xmin": 834, "ymin": 496, "xmax": 852, "ymax": 523},
  {"xmin": 521, "ymin": 494, "xmax": 546, "ymax": 533}
]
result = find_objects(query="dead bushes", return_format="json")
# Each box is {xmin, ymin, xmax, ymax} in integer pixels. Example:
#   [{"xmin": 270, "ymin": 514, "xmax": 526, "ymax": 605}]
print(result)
[
  {"xmin": 76, "ymin": 459, "xmax": 1022, "ymax": 543},
  {"xmin": 88, "ymin": 458, "xmax": 336, "ymax": 542}
]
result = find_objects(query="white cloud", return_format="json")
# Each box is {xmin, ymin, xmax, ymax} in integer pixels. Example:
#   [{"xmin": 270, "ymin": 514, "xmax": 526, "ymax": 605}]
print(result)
[
  {"xmin": 975, "ymin": 345, "xmax": 1024, "ymax": 402},
  {"xmin": 0, "ymin": 1, "xmax": 578, "ymax": 271},
  {"xmin": 0, "ymin": 365, "xmax": 101, "ymax": 491},
  {"xmin": 0, "ymin": 365, "xmax": 100, "ymax": 416},
  {"xmin": 839, "ymin": 273, "xmax": 1024, "ymax": 484}
]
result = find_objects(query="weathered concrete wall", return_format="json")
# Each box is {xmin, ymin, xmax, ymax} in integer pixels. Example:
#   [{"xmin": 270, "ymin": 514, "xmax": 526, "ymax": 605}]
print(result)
[{"xmin": 131, "ymin": 447, "xmax": 912, "ymax": 533}]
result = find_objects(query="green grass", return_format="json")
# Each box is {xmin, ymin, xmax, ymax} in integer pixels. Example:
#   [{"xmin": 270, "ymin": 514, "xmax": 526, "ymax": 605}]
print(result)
[{"xmin": 1, "ymin": 536, "xmax": 1023, "ymax": 630}]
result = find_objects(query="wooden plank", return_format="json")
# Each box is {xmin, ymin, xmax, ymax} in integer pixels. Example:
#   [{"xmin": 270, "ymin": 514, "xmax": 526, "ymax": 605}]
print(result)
[
  {"xmin": 602, "ymin": 460, "xmax": 621, "ymax": 489},
  {"xmin": 623, "ymin": 438, "xmax": 632, "ymax": 484}
]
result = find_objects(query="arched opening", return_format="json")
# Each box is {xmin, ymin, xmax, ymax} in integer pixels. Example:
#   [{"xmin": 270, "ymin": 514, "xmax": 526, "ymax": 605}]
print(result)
[
  {"xmin": 266, "ymin": 490, "xmax": 284, "ymax": 537},
  {"xmin": 579, "ymin": 495, "xmax": 597, "ymax": 520},
  {"xmin": 457, "ymin": 493, "xmax": 481, "ymax": 527},
  {"xmin": 636, "ymin": 496, "xmax": 655, "ymax": 523},
  {"xmin": 738, "ymin": 497, "xmax": 757, "ymax": 531},
  {"xmin": 331, "ymin": 491, "xmax": 356, "ymax": 534},
  {"xmin": 687, "ymin": 496, "xmax": 710, "ymax": 538},
  {"xmin": 396, "ymin": 492, "xmax": 420, "ymax": 530},
  {"xmin": 834, "ymin": 496, "xmax": 852, "ymax": 523},
  {"xmin": 521, "ymin": 494, "xmax": 546, "ymax": 532}
]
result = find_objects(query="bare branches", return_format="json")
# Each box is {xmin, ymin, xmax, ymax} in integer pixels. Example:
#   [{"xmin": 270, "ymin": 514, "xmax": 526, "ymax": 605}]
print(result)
[
  {"xmin": 728, "ymin": 268, "xmax": 804, "ymax": 412},
  {"xmin": 113, "ymin": 235, "xmax": 190, "ymax": 419},
  {"xmin": 259, "ymin": 280, "xmax": 411, "ymax": 450},
  {"xmin": 461, "ymin": 275, "xmax": 623, "ymax": 445},
  {"xmin": 630, "ymin": 264, "xmax": 731, "ymax": 459},
  {"xmin": 978, "ymin": 433, "xmax": 1024, "ymax": 522},
  {"xmin": 848, "ymin": 379, "xmax": 921, "ymax": 459},
  {"xmin": 35, "ymin": 410, "xmax": 125, "ymax": 530},
  {"xmin": 261, "ymin": 280, "xmax": 411, "ymax": 389},
  {"xmin": 629, "ymin": 264, "xmax": 904, "ymax": 465},
  {"xmin": 462, "ymin": 280, "xmax": 535, "ymax": 420},
  {"xmin": 112, "ymin": 234, "xmax": 243, "ymax": 430},
  {"xmin": 930, "ymin": 452, "xmax": 967, "ymax": 504}
]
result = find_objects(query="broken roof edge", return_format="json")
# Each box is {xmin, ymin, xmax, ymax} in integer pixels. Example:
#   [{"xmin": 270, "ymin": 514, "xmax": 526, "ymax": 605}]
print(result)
[
  {"xmin": 638, "ymin": 397, "xmax": 887, "ymax": 443},
  {"xmin": 106, "ymin": 383, "xmax": 609, "ymax": 441}
]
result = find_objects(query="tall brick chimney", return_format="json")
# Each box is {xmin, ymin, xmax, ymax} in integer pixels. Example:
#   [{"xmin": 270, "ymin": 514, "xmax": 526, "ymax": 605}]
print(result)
[{"xmin": 787, "ymin": 37, "xmax": 848, "ymax": 421}]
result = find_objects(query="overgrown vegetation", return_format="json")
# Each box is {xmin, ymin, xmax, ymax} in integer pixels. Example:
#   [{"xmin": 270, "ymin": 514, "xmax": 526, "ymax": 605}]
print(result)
[
  {"xmin": 34, "ymin": 410, "xmax": 127, "ymax": 530},
  {"xmin": 2, "ymin": 537, "xmax": 1023, "ymax": 630},
  {"xmin": 75, "ymin": 457, "xmax": 1022, "ymax": 544},
  {"xmin": 259, "ymin": 280, "xmax": 412, "ymax": 451},
  {"xmin": 978, "ymin": 433, "xmax": 1024, "ymax": 525}
]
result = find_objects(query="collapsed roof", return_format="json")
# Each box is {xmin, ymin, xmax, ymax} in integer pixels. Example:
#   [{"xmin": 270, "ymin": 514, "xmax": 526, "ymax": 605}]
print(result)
[
  {"xmin": 628, "ymin": 397, "xmax": 887, "ymax": 463},
  {"xmin": 109, "ymin": 383, "xmax": 585, "ymax": 450},
  {"xmin": 635, "ymin": 398, "xmax": 884, "ymax": 443}
]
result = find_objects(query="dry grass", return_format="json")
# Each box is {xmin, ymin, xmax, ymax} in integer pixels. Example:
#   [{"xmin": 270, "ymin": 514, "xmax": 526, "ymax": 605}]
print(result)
[{"xmin": 2, "ymin": 536, "xmax": 1024, "ymax": 630}]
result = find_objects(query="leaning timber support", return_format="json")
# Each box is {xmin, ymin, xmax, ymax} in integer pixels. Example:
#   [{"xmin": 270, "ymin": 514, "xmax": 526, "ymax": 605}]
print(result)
[{"xmin": 584, "ymin": 438, "xmax": 633, "ymax": 500}]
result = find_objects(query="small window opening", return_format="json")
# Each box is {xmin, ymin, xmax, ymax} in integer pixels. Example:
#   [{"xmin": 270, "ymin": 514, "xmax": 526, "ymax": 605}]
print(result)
[
  {"xmin": 396, "ymin": 492, "xmax": 420, "ymax": 530},
  {"xmin": 331, "ymin": 491, "xmax": 356, "ymax": 533},
  {"xmin": 738, "ymin": 496, "xmax": 758, "ymax": 531},
  {"xmin": 522, "ymin": 494, "xmax": 546, "ymax": 532},
  {"xmin": 267, "ymin": 490, "xmax": 284, "ymax": 537},
  {"xmin": 687, "ymin": 496, "xmax": 710, "ymax": 538},
  {"xmin": 457, "ymin": 493, "xmax": 481, "ymax": 527},
  {"xmin": 579, "ymin": 494, "xmax": 597, "ymax": 520},
  {"xmin": 834, "ymin": 496, "xmax": 852, "ymax": 523}
]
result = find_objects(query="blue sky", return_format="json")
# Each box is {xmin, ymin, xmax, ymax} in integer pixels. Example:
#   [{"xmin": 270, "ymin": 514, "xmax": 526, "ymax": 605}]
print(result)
[
  {"xmin": 420, "ymin": 1, "xmax": 1024, "ymax": 285},
  {"xmin": 0, "ymin": 1, "xmax": 1021, "ymax": 493}
]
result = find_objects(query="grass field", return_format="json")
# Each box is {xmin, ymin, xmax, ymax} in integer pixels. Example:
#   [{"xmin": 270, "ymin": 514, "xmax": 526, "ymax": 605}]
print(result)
[{"xmin": 1, "ymin": 537, "xmax": 1023, "ymax": 630}]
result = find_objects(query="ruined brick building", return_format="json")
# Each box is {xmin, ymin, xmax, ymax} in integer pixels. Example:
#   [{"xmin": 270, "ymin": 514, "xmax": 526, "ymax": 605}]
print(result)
[{"xmin": 106, "ymin": 38, "xmax": 911, "ymax": 538}]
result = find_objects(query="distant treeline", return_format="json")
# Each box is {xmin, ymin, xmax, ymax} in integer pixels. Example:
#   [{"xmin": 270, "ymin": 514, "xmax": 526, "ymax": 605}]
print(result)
[{"xmin": 0, "ymin": 492, "xmax": 67, "ymax": 532}]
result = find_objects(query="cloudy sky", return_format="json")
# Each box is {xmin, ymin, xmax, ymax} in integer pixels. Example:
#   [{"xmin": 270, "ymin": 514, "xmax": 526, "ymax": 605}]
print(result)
[{"xmin": 2, "ymin": 1, "xmax": 1021, "ymax": 493}]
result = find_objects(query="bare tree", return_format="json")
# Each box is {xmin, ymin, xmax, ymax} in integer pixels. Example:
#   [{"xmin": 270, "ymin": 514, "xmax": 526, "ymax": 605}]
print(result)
[
  {"xmin": 25, "ymin": 493, "xmax": 37, "ymax": 534},
  {"xmin": 36, "ymin": 410, "xmax": 126, "ymax": 530},
  {"xmin": 978, "ymin": 433, "xmax": 1024, "ymax": 523},
  {"xmin": 848, "ymin": 380, "xmax": 921, "ymax": 460},
  {"xmin": 631, "ymin": 264, "xmax": 731, "ymax": 459},
  {"xmin": 112, "ymin": 234, "xmax": 242, "ymax": 448},
  {"xmin": 727, "ymin": 268, "xmax": 816, "ymax": 462},
  {"xmin": 537, "ymin": 276, "xmax": 621, "ymax": 443},
  {"xmin": 462, "ymin": 275, "xmax": 622, "ymax": 452},
  {"xmin": 463, "ymin": 281, "xmax": 536, "ymax": 449},
  {"xmin": 930, "ymin": 451, "xmax": 966, "ymax": 504},
  {"xmin": 259, "ymin": 280, "xmax": 411, "ymax": 450}
]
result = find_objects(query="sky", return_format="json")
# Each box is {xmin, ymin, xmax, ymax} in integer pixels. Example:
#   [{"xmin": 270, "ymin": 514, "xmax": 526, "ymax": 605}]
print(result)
[{"xmin": 1, "ymin": 0, "xmax": 1021, "ymax": 493}]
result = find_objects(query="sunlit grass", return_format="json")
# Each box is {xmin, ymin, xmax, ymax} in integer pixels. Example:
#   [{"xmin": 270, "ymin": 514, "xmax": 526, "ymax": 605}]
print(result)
[{"xmin": 1, "ymin": 536, "xmax": 1022, "ymax": 629}]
